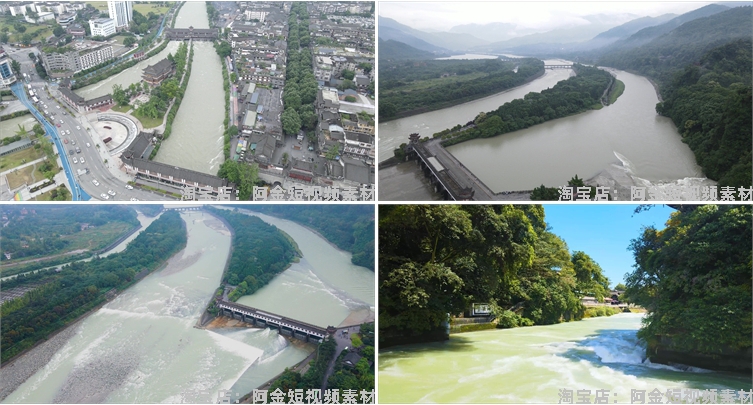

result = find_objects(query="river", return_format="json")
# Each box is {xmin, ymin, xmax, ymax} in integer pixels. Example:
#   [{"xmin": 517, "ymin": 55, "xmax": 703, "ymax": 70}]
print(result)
[
  {"xmin": 378, "ymin": 313, "xmax": 751, "ymax": 403},
  {"xmin": 0, "ymin": 115, "xmax": 38, "ymax": 141},
  {"xmin": 3, "ymin": 207, "xmax": 374, "ymax": 402},
  {"xmin": 379, "ymin": 61, "xmax": 712, "ymax": 200},
  {"xmin": 152, "ymin": 1, "xmax": 225, "ymax": 175},
  {"xmin": 74, "ymin": 42, "xmax": 181, "ymax": 100}
]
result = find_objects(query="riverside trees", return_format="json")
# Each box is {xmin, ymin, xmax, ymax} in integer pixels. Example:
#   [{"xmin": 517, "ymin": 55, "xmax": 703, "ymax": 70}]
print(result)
[
  {"xmin": 625, "ymin": 205, "xmax": 752, "ymax": 361},
  {"xmin": 379, "ymin": 205, "xmax": 607, "ymax": 344}
]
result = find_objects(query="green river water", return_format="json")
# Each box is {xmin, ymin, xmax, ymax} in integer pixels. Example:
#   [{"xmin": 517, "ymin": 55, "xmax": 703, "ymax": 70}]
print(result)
[{"xmin": 378, "ymin": 313, "xmax": 751, "ymax": 403}]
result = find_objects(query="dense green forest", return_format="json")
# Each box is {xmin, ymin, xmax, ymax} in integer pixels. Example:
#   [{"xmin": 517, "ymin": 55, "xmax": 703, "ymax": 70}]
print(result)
[
  {"xmin": 436, "ymin": 65, "xmax": 613, "ymax": 146},
  {"xmin": 0, "ymin": 205, "xmax": 139, "ymax": 265},
  {"xmin": 0, "ymin": 211, "xmax": 187, "ymax": 363},
  {"xmin": 207, "ymin": 208, "xmax": 300, "ymax": 301},
  {"xmin": 655, "ymin": 40, "xmax": 752, "ymax": 187},
  {"xmin": 624, "ymin": 205, "xmax": 751, "ymax": 369},
  {"xmin": 379, "ymin": 205, "xmax": 611, "ymax": 346},
  {"xmin": 235, "ymin": 205, "xmax": 375, "ymax": 271},
  {"xmin": 379, "ymin": 58, "xmax": 544, "ymax": 121}
]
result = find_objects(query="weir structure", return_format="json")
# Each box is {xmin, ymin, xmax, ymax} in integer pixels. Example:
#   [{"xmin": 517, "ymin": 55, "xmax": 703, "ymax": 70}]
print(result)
[{"xmin": 216, "ymin": 299, "xmax": 333, "ymax": 343}]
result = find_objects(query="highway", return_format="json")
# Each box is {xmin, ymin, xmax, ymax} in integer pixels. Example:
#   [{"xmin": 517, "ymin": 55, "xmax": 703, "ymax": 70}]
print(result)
[
  {"xmin": 8, "ymin": 51, "xmax": 170, "ymax": 201},
  {"xmin": 10, "ymin": 81, "xmax": 90, "ymax": 201}
]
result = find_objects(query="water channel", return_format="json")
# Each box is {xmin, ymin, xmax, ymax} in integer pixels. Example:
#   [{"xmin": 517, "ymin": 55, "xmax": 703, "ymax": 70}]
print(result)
[
  {"xmin": 0, "ymin": 115, "xmax": 38, "ymax": 141},
  {"xmin": 152, "ymin": 1, "xmax": 225, "ymax": 175},
  {"xmin": 378, "ymin": 313, "xmax": 751, "ymax": 403},
  {"xmin": 378, "ymin": 59, "xmax": 711, "ymax": 200},
  {"xmin": 3, "ymin": 208, "xmax": 375, "ymax": 402},
  {"xmin": 75, "ymin": 42, "xmax": 181, "ymax": 100}
]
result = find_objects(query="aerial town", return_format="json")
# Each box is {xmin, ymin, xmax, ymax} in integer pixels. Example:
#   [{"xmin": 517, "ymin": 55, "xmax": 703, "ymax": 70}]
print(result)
[{"xmin": 0, "ymin": 1, "xmax": 375, "ymax": 201}]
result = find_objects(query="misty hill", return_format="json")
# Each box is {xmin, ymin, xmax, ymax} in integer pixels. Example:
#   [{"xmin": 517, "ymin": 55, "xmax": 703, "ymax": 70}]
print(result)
[
  {"xmin": 448, "ymin": 22, "xmax": 531, "ymax": 43},
  {"xmin": 494, "ymin": 13, "xmax": 679, "ymax": 56},
  {"xmin": 600, "ymin": 4, "xmax": 731, "ymax": 52},
  {"xmin": 379, "ymin": 39, "xmax": 435, "ymax": 61},
  {"xmin": 379, "ymin": 25, "xmax": 447, "ymax": 53},
  {"xmin": 475, "ymin": 13, "xmax": 640, "ymax": 53},
  {"xmin": 597, "ymin": 6, "xmax": 752, "ymax": 84},
  {"xmin": 379, "ymin": 16, "xmax": 488, "ymax": 52}
]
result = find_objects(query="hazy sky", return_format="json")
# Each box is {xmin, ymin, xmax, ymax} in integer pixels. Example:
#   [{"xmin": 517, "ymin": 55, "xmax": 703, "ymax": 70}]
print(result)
[
  {"xmin": 379, "ymin": 2, "xmax": 717, "ymax": 32},
  {"xmin": 543, "ymin": 204, "xmax": 675, "ymax": 287}
]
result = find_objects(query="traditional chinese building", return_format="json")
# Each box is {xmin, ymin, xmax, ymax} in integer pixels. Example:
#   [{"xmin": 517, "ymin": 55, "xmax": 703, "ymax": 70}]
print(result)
[{"xmin": 142, "ymin": 58, "xmax": 174, "ymax": 86}]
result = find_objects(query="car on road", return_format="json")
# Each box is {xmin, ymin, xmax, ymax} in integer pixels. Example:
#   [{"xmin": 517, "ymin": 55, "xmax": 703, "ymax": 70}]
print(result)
[
  {"xmin": 76, "ymin": 126, "xmax": 80, "ymax": 130},
  {"xmin": 62, "ymin": 112, "xmax": 66, "ymax": 115},
  {"xmin": 76, "ymin": 147, "xmax": 81, "ymax": 153},
  {"xmin": 86, "ymin": 142, "xmax": 90, "ymax": 147},
  {"xmin": 69, "ymin": 149, "xmax": 74, "ymax": 155},
  {"xmin": 100, "ymin": 193, "xmax": 109, "ymax": 200},
  {"xmin": 108, "ymin": 190, "xmax": 116, "ymax": 196},
  {"xmin": 92, "ymin": 179, "xmax": 100, "ymax": 186},
  {"xmin": 71, "ymin": 140, "xmax": 76, "ymax": 145},
  {"xmin": 66, "ymin": 130, "xmax": 70, "ymax": 135},
  {"xmin": 63, "ymin": 139, "xmax": 68, "ymax": 144},
  {"xmin": 72, "ymin": 157, "xmax": 78, "ymax": 164},
  {"xmin": 125, "ymin": 184, "xmax": 133, "ymax": 190},
  {"xmin": 56, "ymin": 123, "xmax": 60, "ymax": 127},
  {"xmin": 80, "ymin": 157, "xmax": 85, "ymax": 163},
  {"xmin": 130, "ymin": 198, "xmax": 139, "ymax": 201},
  {"xmin": 56, "ymin": 106, "xmax": 60, "ymax": 109},
  {"xmin": 60, "ymin": 120, "xmax": 64, "ymax": 124}
]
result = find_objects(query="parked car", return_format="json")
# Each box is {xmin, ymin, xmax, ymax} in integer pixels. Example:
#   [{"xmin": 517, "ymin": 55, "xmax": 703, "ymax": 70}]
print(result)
[
  {"xmin": 100, "ymin": 193, "xmax": 109, "ymax": 200},
  {"xmin": 80, "ymin": 157, "xmax": 85, "ymax": 163},
  {"xmin": 125, "ymin": 184, "xmax": 133, "ymax": 190},
  {"xmin": 72, "ymin": 157, "xmax": 78, "ymax": 164},
  {"xmin": 108, "ymin": 190, "xmax": 116, "ymax": 196},
  {"xmin": 92, "ymin": 179, "xmax": 100, "ymax": 186}
]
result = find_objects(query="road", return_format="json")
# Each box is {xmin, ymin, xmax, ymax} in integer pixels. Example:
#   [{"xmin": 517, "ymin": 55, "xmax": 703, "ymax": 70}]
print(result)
[
  {"xmin": 10, "ymin": 81, "xmax": 89, "ymax": 201},
  {"xmin": 8, "ymin": 55, "xmax": 169, "ymax": 201}
]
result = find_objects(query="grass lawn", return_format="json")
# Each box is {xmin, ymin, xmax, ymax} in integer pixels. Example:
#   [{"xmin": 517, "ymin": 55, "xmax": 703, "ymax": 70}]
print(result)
[
  {"xmin": 133, "ymin": 3, "xmax": 173, "ymax": 16},
  {"xmin": 110, "ymin": 104, "xmax": 132, "ymax": 113},
  {"xmin": 5, "ymin": 164, "xmax": 36, "ymax": 189},
  {"xmin": 0, "ymin": 16, "xmax": 54, "ymax": 44},
  {"xmin": 132, "ymin": 111, "xmax": 164, "ymax": 128},
  {"xmin": 0, "ymin": 147, "xmax": 45, "ymax": 172},
  {"xmin": 58, "ymin": 221, "xmax": 134, "ymax": 251},
  {"xmin": 86, "ymin": 1, "xmax": 108, "ymax": 11}
]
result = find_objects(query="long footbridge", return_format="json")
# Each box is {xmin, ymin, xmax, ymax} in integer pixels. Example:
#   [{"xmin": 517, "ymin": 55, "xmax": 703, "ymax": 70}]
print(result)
[
  {"xmin": 545, "ymin": 64, "xmax": 573, "ymax": 69},
  {"xmin": 405, "ymin": 134, "xmax": 532, "ymax": 200},
  {"xmin": 216, "ymin": 300, "xmax": 332, "ymax": 343}
]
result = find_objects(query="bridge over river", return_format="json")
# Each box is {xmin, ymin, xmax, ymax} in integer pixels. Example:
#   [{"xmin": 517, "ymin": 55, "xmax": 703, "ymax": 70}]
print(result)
[
  {"xmin": 216, "ymin": 300, "xmax": 333, "ymax": 343},
  {"xmin": 404, "ymin": 134, "xmax": 532, "ymax": 200}
]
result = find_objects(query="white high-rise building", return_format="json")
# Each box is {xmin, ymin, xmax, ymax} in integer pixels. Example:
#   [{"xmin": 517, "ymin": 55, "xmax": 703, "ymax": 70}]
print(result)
[{"xmin": 107, "ymin": 0, "xmax": 133, "ymax": 29}]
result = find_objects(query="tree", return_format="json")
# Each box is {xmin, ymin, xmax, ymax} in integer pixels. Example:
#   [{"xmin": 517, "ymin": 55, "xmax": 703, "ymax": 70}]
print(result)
[
  {"xmin": 32, "ymin": 123, "xmax": 44, "ymax": 137},
  {"xmin": 53, "ymin": 25, "xmax": 65, "ymax": 37},
  {"xmin": 112, "ymin": 84, "xmax": 129, "ymax": 106},
  {"xmin": 325, "ymin": 144, "xmax": 340, "ymax": 160},
  {"xmin": 13, "ymin": 23, "xmax": 26, "ymax": 33},
  {"xmin": 123, "ymin": 37, "xmax": 136, "ymax": 47},
  {"xmin": 342, "ymin": 69, "xmax": 355, "ymax": 80},
  {"xmin": 281, "ymin": 108, "xmax": 301, "ymax": 135},
  {"xmin": 0, "ymin": 32, "xmax": 8, "ymax": 44},
  {"xmin": 614, "ymin": 283, "xmax": 626, "ymax": 291},
  {"xmin": 15, "ymin": 124, "xmax": 28, "ymax": 137},
  {"xmin": 626, "ymin": 205, "xmax": 752, "ymax": 356},
  {"xmin": 344, "ymin": 95, "xmax": 356, "ymax": 102},
  {"xmin": 20, "ymin": 33, "xmax": 32, "ymax": 46}
]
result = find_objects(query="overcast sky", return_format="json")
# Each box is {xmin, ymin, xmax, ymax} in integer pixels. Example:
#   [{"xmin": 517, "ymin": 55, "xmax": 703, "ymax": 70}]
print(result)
[{"xmin": 378, "ymin": 2, "xmax": 718, "ymax": 32}]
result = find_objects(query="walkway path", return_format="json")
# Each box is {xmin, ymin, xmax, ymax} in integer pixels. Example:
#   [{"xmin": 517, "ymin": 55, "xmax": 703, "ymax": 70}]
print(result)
[{"xmin": 321, "ymin": 325, "xmax": 361, "ymax": 391}]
